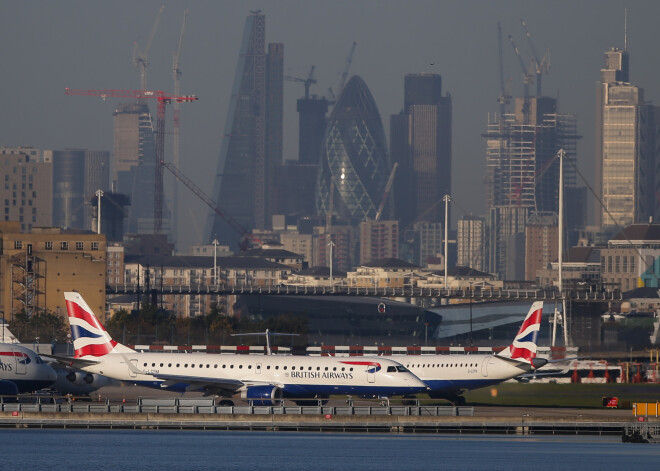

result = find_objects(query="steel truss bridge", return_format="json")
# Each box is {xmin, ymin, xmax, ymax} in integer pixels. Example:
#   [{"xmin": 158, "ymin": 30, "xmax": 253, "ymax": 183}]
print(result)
[{"xmin": 106, "ymin": 284, "xmax": 622, "ymax": 303}]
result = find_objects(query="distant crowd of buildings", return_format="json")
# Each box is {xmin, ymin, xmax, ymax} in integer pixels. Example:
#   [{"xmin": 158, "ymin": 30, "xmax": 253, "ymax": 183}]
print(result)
[{"xmin": 3, "ymin": 11, "xmax": 660, "ymax": 324}]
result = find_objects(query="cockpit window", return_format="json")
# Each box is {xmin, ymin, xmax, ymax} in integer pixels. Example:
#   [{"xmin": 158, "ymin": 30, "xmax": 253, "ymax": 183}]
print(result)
[
  {"xmin": 396, "ymin": 366, "xmax": 408, "ymax": 373},
  {"xmin": 387, "ymin": 366, "xmax": 397, "ymax": 373}
]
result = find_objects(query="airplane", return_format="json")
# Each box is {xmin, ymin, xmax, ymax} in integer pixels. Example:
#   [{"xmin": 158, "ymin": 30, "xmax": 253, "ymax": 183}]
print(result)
[
  {"xmin": 1, "ymin": 321, "xmax": 113, "ymax": 396},
  {"xmin": 0, "ymin": 322, "xmax": 57, "ymax": 395},
  {"xmin": 57, "ymin": 292, "xmax": 428, "ymax": 405},
  {"xmin": 392, "ymin": 301, "xmax": 546, "ymax": 405}
]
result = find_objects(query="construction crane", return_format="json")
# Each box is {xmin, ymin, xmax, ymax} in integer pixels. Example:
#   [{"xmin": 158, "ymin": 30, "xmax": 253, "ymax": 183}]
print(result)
[
  {"xmin": 133, "ymin": 5, "xmax": 165, "ymax": 91},
  {"xmin": 328, "ymin": 41, "xmax": 357, "ymax": 105},
  {"xmin": 374, "ymin": 163, "xmax": 398, "ymax": 221},
  {"xmin": 507, "ymin": 33, "xmax": 534, "ymax": 122},
  {"xmin": 65, "ymin": 88, "xmax": 198, "ymax": 234},
  {"xmin": 285, "ymin": 65, "xmax": 316, "ymax": 100},
  {"xmin": 172, "ymin": 9, "xmax": 189, "ymax": 243},
  {"xmin": 496, "ymin": 22, "xmax": 511, "ymax": 119},
  {"xmin": 161, "ymin": 161, "xmax": 261, "ymax": 251},
  {"xmin": 520, "ymin": 18, "xmax": 550, "ymax": 97}
]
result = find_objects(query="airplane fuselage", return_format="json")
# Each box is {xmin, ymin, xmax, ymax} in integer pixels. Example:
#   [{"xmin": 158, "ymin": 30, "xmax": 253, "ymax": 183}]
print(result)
[
  {"xmin": 80, "ymin": 352, "xmax": 427, "ymax": 398},
  {"xmin": 393, "ymin": 354, "xmax": 532, "ymax": 396},
  {"xmin": 0, "ymin": 344, "xmax": 57, "ymax": 394}
]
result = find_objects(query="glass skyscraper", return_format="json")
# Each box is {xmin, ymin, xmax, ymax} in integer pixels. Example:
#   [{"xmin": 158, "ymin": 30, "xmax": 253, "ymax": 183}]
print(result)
[{"xmin": 316, "ymin": 75, "xmax": 391, "ymax": 223}]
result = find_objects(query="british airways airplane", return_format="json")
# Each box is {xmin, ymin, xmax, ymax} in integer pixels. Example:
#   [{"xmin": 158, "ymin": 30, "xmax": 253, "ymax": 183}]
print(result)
[
  {"xmin": 59, "ymin": 292, "xmax": 428, "ymax": 404},
  {"xmin": 392, "ymin": 301, "xmax": 545, "ymax": 405},
  {"xmin": 0, "ymin": 323, "xmax": 57, "ymax": 395}
]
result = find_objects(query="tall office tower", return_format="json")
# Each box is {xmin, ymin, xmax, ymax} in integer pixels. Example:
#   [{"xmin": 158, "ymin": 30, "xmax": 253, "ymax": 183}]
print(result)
[
  {"xmin": 0, "ymin": 151, "xmax": 52, "ymax": 231},
  {"xmin": 298, "ymin": 97, "xmax": 329, "ymax": 165},
  {"xmin": 205, "ymin": 12, "xmax": 284, "ymax": 246},
  {"xmin": 359, "ymin": 219, "xmax": 399, "ymax": 265},
  {"xmin": 415, "ymin": 221, "xmax": 444, "ymax": 267},
  {"xmin": 457, "ymin": 215, "xmax": 487, "ymax": 272},
  {"xmin": 524, "ymin": 213, "xmax": 558, "ymax": 282},
  {"xmin": 280, "ymin": 96, "xmax": 330, "ymax": 218},
  {"xmin": 389, "ymin": 74, "xmax": 452, "ymax": 229},
  {"xmin": 596, "ymin": 47, "xmax": 658, "ymax": 228},
  {"xmin": 316, "ymin": 75, "xmax": 392, "ymax": 223},
  {"xmin": 49, "ymin": 149, "xmax": 109, "ymax": 230},
  {"xmin": 113, "ymin": 101, "xmax": 160, "ymax": 235},
  {"xmin": 483, "ymin": 96, "xmax": 580, "ymax": 279}
]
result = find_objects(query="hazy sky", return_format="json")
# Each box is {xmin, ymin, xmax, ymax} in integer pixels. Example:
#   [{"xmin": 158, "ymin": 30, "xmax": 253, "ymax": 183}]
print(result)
[{"xmin": 1, "ymin": 0, "xmax": 658, "ymax": 250}]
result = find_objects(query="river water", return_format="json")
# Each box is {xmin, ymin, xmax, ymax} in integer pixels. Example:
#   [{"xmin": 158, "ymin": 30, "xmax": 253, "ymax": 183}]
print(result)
[{"xmin": 2, "ymin": 429, "xmax": 659, "ymax": 470}]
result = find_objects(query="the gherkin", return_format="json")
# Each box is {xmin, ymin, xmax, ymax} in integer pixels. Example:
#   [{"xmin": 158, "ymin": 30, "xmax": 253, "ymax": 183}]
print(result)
[{"xmin": 316, "ymin": 75, "xmax": 392, "ymax": 223}]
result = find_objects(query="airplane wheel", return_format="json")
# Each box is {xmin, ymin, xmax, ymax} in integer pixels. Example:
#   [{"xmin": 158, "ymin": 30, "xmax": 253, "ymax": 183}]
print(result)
[
  {"xmin": 218, "ymin": 399, "xmax": 234, "ymax": 407},
  {"xmin": 457, "ymin": 396, "xmax": 466, "ymax": 406}
]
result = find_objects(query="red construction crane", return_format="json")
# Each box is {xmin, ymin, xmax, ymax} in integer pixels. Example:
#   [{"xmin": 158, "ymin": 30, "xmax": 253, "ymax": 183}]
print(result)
[
  {"xmin": 65, "ymin": 88, "xmax": 198, "ymax": 233},
  {"xmin": 161, "ymin": 161, "xmax": 262, "ymax": 251}
]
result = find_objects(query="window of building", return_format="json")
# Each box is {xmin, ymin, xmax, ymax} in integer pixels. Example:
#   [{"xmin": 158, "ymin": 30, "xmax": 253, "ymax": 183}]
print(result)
[
  {"xmin": 615, "ymin": 256, "xmax": 620, "ymax": 273},
  {"xmin": 61, "ymin": 241, "xmax": 68, "ymax": 250},
  {"xmin": 623, "ymin": 256, "xmax": 628, "ymax": 273},
  {"xmin": 14, "ymin": 240, "xmax": 22, "ymax": 250},
  {"xmin": 607, "ymin": 256, "xmax": 612, "ymax": 273},
  {"xmin": 631, "ymin": 257, "xmax": 636, "ymax": 272},
  {"xmin": 45, "ymin": 241, "xmax": 52, "ymax": 250},
  {"xmin": 76, "ymin": 241, "xmax": 84, "ymax": 251}
]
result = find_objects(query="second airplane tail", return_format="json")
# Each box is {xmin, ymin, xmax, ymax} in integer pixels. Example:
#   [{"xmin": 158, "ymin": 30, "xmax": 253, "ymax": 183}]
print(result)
[
  {"xmin": 64, "ymin": 292, "xmax": 134, "ymax": 358},
  {"xmin": 496, "ymin": 301, "xmax": 543, "ymax": 365}
]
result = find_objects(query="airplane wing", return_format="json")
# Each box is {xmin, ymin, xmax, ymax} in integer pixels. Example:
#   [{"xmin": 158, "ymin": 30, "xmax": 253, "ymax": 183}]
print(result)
[
  {"xmin": 41, "ymin": 353, "xmax": 100, "ymax": 369},
  {"xmin": 153, "ymin": 373, "xmax": 246, "ymax": 394}
]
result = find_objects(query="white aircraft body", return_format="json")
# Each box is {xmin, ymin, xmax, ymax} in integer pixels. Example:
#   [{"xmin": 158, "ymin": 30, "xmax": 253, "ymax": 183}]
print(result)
[
  {"xmin": 0, "ymin": 323, "xmax": 57, "ymax": 395},
  {"xmin": 1, "ymin": 321, "xmax": 112, "ymax": 396},
  {"xmin": 60, "ymin": 292, "xmax": 428, "ymax": 404},
  {"xmin": 392, "ymin": 302, "xmax": 546, "ymax": 404}
]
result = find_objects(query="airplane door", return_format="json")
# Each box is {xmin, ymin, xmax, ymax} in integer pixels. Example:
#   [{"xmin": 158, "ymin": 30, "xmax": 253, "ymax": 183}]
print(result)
[
  {"xmin": 368, "ymin": 370, "xmax": 375, "ymax": 383},
  {"xmin": 12, "ymin": 348, "xmax": 27, "ymax": 375},
  {"xmin": 481, "ymin": 357, "xmax": 491, "ymax": 378}
]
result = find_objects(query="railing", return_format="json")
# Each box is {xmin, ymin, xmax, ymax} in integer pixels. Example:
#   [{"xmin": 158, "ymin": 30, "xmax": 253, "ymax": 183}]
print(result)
[
  {"xmin": 0, "ymin": 397, "xmax": 473, "ymax": 417},
  {"xmin": 106, "ymin": 284, "xmax": 622, "ymax": 302}
]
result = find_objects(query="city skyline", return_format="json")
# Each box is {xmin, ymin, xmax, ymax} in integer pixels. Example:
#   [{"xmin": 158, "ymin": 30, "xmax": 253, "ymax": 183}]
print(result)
[{"xmin": 1, "ymin": 1, "xmax": 658, "ymax": 251}]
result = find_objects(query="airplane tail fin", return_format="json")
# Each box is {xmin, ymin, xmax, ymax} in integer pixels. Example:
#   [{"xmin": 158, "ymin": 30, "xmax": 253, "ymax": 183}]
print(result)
[
  {"xmin": 496, "ymin": 301, "xmax": 543, "ymax": 365},
  {"xmin": 64, "ymin": 292, "xmax": 134, "ymax": 358}
]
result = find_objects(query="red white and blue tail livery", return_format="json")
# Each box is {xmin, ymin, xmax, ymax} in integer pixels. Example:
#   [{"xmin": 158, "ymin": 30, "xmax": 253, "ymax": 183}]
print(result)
[
  {"xmin": 61, "ymin": 292, "xmax": 427, "ymax": 403},
  {"xmin": 65, "ymin": 292, "xmax": 133, "ymax": 358},
  {"xmin": 496, "ymin": 301, "xmax": 543, "ymax": 364}
]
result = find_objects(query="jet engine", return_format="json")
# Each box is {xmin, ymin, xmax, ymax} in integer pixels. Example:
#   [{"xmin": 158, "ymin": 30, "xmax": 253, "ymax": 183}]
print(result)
[{"xmin": 240, "ymin": 386, "xmax": 283, "ymax": 406}]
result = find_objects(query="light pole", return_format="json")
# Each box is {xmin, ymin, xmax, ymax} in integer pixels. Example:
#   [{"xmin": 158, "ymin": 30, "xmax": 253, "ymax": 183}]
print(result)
[
  {"xmin": 95, "ymin": 189, "xmax": 103, "ymax": 234},
  {"xmin": 443, "ymin": 194, "xmax": 451, "ymax": 290},
  {"xmin": 328, "ymin": 239, "xmax": 335, "ymax": 288},
  {"xmin": 212, "ymin": 238, "xmax": 219, "ymax": 287}
]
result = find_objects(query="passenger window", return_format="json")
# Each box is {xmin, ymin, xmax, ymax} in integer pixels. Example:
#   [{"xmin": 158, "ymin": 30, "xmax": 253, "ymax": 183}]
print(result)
[
  {"xmin": 185, "ymin": 364, "xmax": 188, "ymax": 368},
  {"xmin": 176, "ymin": 364, "xmax": 180, "ymax": 368},
  {"xmin": 191, "ymin": 364, "xmax": 195, "ymax": 368},
  {"xmin": 239, "ymin": 365, "xmax": 243, "ymax": 369},
  {"xmin": 160, "ymin": 363, "xmax": 163, "ymax": 367},
  {"xmin": 152, "ymin": 363, "xmax": 155, "ymax": 367},
  {"xmin": 291, "ymin": 366, "xmax": 296, "ymax": 371},
  {"xmin": 206, "ymin": 364, "xmax": 210, "ymax": 368},
  {"xmin": 143, "ymin": 363, "xmax": 147, "ymax": 367},
  {"xmin": 349, "ymin": 368, "xmax": 353, "ymax": 372},
  {"xmin": 324, "ymin": 367, "xmax": 328, "ymax": 371},
  {"xmin": 248, "ymin": 365, "xmax": 252, "ymax": 369},
  {"xmin": 341, "ymin": 367, "xmax": 345, "ymax": 371},
  {"xmin": 222, "ymin": 365, "xmax": 226, "ymax": 368},
  {"xmin": 283, "ymin": 366, "xmax": 287, "ymax": 370},
  {"xmin": 267, "ymin": 365, "xmax": 271, "ymax": 370},
  {"xmin": 333, "ymin": 367, "xmax": 336, "ymax": 371},
  {"xmin": 275, "ymin": 366, "xmax": 279, "ymax": 370},
  {"xmin": 230, "ymin": 365, "xmax": 234, "ymax": 369},
  {"xmin": 214, "ymin": 365, "xmax": 218, "ymax": 368},
  {"xmin": 308, "ymin": 366, "xmax": 312, "ymax": 371},
  {"xmin": 168, "ymin": 363, "xmax": 172, "ymax": 367},
  {"xmin": 316, "ymin": 367, "xmax": 320, "ymax": 371}
]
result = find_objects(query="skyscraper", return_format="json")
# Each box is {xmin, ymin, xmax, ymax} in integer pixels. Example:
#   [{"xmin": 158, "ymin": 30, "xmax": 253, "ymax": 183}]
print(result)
[
  {"xmin": 316, "ymin": 75, "xmax": 392, "ymax": 223},
  {"xmin": 483, "ymin": 96, "xmax": 580, "ymax": 279},
  {"xmin": 113, "ymin": 101, "xmax": 158, "ymax": 235},
  {"xmin": 596, "ymin": 47, "xmax": 657, "ymax": 228},
  {"xmin": 390, "ymin": 74, "xmax": 452, "ymax": 229},
  {"xmin": 205, "ymin": 12, "xmax": 284, "ymax": 246}
]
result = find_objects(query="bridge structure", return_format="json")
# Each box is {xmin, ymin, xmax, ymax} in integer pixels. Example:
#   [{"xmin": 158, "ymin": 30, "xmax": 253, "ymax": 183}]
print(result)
[{"xmin": 106, "ymin": 284, "xmax": 622, "ymax": 303}]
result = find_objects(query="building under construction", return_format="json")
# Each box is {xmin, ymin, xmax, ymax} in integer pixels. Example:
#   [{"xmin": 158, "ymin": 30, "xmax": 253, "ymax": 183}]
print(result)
[{"xmin": 483, "ymin": 96, "xmax": 581, "ymax": 279}]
